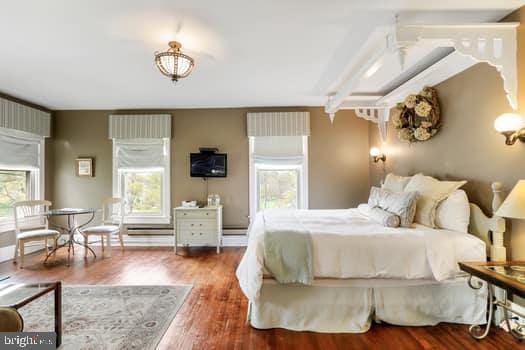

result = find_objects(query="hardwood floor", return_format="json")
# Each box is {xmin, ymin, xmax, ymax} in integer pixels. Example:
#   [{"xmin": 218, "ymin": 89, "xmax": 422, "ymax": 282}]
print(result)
[{"xmin": 0, "ymin": 247, "xmax": 521, "ymax": 349}]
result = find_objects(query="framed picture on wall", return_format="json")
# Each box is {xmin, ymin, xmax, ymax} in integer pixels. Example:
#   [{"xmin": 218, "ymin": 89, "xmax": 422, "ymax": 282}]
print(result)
[{"xmin": 76, "ymin": 157, "xmax": 94, "ymax": 177}]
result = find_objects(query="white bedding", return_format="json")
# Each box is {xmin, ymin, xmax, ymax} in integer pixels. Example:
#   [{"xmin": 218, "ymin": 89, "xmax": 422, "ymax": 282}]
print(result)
[{"xmin": 236, "ymin": 208, "xmax": 486, "ymax": 301}]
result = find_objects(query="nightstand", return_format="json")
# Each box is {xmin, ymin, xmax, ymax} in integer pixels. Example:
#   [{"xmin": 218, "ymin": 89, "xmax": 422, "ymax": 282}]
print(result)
[
  {"xmin": 173, "ymin": 206, "xmax": 223, "ymax": 254},
  {"xmin": 459, "ymin": 261, "xmax": 525, "ymax": 341}
]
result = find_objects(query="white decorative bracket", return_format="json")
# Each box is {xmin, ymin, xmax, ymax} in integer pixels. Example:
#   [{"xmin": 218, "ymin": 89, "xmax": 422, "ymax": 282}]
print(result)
[
  {"xmin": 395, "ymin": 23, "xmax": 519, "ymax": 110},
  {"xmin": 325, "ymin": 22, "xmax": 519, "ymax": 125},
  {"xmin": 355, "ymin": 108, "xmax": 390, "ymax": 142}
]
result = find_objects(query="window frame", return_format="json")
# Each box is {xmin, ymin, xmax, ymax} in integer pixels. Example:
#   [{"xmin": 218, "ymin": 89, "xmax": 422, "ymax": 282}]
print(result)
[
  {"xmin": 112, "ymin": 138, "xmax": 171, "ymax": 224},
  {"xmin": 248, "ymin": 136, "xmax": 308, "ymax": 222},
  {"xmin": 0, "ymin": 129, "xmax": 45, "ymax": 232}
]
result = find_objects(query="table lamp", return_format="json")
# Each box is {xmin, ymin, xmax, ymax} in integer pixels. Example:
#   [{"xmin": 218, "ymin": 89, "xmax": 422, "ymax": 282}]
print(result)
[{"xmin": 496, "ymin": 180, "xmax": 525, "ymax": 220}]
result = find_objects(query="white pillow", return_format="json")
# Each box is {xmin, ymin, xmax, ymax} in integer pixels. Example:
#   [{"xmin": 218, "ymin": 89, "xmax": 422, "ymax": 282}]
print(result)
[
  {"xmin": 404, "ymin": 174, "xmax": 467, "ymax": 228},
  {"xmin": 435, "ymin": 190, "xmax": 470, "ymax": 233},
  {"xmin": 368, "ymin": 187, "xmax": 418, "ymax": 227},
  {"xmin": 382, "ymin": 173, "xmax": 413, "ymax": 193}
]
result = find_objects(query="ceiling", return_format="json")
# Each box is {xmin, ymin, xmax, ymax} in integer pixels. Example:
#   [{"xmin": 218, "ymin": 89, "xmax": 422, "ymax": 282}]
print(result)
[{"xmin": 1, "ymin": 1, "xmax": 524, "ymax": 110}]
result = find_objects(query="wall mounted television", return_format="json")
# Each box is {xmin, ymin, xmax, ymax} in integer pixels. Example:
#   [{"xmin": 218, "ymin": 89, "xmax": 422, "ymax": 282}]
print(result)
[{"xmin": 190, "ymin": 152, "xmax": 227, "ymax": 178}]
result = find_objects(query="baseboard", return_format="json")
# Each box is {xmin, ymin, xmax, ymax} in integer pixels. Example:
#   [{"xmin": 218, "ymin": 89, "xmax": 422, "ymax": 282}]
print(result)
[
  {"xmin": 222, "ymin": 234, "xmax": 248, "ymax": 246},
  {"xmin": 0, "ymin": 232, "xmax": 248, "ymax": 263},
  {"xmin": 0, "ymin": 241, "xmax": 46, "ymax": 264},
  {"xmin": 88, "ymin": 233, "xmax": 248, "ymax": 248}
]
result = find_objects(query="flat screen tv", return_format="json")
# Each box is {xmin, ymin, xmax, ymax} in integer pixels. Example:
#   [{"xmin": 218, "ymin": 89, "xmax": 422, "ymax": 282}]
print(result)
[{"xmin": 190, "ymin": 152, "xmax": 227, "ymax": 178}]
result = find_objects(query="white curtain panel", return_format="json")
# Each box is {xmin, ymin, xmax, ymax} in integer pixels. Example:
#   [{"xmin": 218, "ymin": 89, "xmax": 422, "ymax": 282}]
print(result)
[
  {"xmin": 0, "ymin": 132, "xmax": 40, "ymax": 168},
  {"xmin": 115, "ymin": 139, "xmax": 167, "ymax": 169}
]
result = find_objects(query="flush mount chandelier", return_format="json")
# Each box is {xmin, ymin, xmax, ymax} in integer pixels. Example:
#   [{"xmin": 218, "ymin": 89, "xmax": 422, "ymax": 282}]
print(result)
[{"xmin": 154, "ymin": 41, "xmax": 194, "ymax": 82}]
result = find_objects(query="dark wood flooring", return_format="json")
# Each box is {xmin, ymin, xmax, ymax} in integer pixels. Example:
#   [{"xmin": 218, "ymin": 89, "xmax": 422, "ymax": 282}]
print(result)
[{"xmin": 0, "ymin": 247, "xmax": 521, "ymax": 349}]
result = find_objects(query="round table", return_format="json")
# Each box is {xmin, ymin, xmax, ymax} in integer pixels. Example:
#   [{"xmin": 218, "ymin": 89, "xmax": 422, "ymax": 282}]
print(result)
[{"xmin": 43, "ymin": 208, "xmax": 98, "ymax": 266}]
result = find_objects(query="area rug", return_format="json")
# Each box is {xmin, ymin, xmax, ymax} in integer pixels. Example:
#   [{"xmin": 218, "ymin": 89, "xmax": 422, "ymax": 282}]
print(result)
[{"xmin": 19, "ymin": 285, "xmax": 192, "ymax": 350}]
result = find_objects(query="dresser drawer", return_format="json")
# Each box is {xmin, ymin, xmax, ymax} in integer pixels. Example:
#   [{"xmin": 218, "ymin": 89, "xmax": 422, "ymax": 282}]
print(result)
[
  {"xmin": 179, "ymin": 220, "xmax": 217, "ymax": 231},
  {"xmin": 179, "ymin": 229, "xmax": 217, "ymax": 245},
  {"xmin": 175, "ymin": 210, "xmax": 217, "ymax": 219}
]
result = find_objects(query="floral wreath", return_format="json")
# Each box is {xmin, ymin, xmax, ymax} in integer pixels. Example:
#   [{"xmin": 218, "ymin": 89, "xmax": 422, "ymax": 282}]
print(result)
[{"xmin": 391, "ymin": 86, "xmax": 441, "ymax": 142}]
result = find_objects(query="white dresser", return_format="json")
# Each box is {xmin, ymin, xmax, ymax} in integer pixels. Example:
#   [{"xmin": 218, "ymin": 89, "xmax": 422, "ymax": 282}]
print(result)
[{"xmin": 173, "ymin": 206, "xmax": 223, "ymax": 254}]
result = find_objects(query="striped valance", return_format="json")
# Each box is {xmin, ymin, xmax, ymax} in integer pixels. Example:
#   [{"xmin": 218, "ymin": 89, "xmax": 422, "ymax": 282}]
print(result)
[
  {"xmin": 0, "ymin": 97, "xmax": 50, "ymax": 137},
  {"xmin": 247, "ymin": 112, "xmax": 310, "ymax": 137},
  {"xmin": 109, "ymin": 114, "xmax": 171, "ymax": 139}
]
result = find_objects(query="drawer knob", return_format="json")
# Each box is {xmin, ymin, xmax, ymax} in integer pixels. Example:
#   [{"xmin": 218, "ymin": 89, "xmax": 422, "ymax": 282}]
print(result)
[
  {"xmin": 199, "ymin": 232, "xmax": 203, "ymax": 235},
  {"xmin": 184, "ymin": 213, "xmax": 187, "ymax": 216},
  {"xmin": 191, "ymin": 224, "xmax": 194, "ymax": 226},
  {"xmin": 191, "ymin": 232, "xmax": 195, "ymax": 236},
  {"xmin": 199, "ymin": 224, "xmax": 202, "ymax": 226},
  {"xmin": 206, "ymin": 213, "xmax": 209, "ymax": 215}
]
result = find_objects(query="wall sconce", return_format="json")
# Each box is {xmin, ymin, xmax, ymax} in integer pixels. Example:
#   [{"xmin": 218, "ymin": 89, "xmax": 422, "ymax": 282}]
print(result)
[
  {"xmin": 370, "ymin": 147, "xmax": 386, "ymax": 163},
  {"xmin": 494, "ymin": 113, "xmax": 525, "ymax": 145}
]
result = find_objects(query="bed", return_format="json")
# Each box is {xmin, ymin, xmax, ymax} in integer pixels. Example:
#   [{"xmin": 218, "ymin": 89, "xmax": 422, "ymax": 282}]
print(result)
[{"xmin": 236, "ymin": 182, "xmax": 506, "ymax": 333}]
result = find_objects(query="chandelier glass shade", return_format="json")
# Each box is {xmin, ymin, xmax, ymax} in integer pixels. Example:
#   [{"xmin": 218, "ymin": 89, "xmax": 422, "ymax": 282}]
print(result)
[{"xmin": 155, "ymin": 41, "xmax": 194, "ymax": 81}]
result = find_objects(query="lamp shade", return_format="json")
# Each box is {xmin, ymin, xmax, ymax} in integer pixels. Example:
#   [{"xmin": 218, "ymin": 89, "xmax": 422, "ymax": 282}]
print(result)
[
  {"xmin": 495, "ymin": 180, "xmax": 525, "ymax": 219},
  {"xmin": 494, "ymin": 113, "xmax": 525, "ymax": 133}
]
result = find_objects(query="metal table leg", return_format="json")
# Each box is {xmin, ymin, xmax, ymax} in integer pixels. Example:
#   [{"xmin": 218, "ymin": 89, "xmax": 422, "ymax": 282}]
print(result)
[{"xmin": 467, "ymin": 275, "xmax": 494, "ymax": 339}]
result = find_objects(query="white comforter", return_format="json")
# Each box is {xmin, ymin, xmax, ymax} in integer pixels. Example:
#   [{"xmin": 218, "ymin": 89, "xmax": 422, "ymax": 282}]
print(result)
[{"xmin": 236, "ymin": 208, "xmax": 486, "ymax": 301}]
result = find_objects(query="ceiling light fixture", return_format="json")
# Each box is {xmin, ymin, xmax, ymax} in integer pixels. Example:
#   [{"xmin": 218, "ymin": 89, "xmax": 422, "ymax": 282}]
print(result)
[{"xmin": 155, "ymin": 41, "xmax": 195, "ymax": 82}]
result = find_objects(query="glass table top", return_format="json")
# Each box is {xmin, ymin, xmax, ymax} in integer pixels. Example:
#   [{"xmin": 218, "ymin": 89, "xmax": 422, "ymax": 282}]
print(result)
[
  {"xmin": 485, "ymin": 265, "xmax": 525, "ymax": 284},
  {"xmin": 0, "ymin": 283, "xmax": 57, "ymax": 307},
  {"xmin": 46, "ymin": 208, "xmax": 96, "ymax": 216}
]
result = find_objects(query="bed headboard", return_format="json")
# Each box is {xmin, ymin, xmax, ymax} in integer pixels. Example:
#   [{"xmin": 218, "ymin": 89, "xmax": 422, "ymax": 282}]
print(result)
[{"xmin": 468, "ymin": 182, "xmax": 506, "ymax": 261}]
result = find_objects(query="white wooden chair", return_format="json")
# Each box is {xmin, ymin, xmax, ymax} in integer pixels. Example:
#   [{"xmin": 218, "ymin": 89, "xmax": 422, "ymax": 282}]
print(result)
[
  {"xmin": 13, "ymin": 200, "xmax": 60, "ymax": 268},
  {"xmin": 79, "ymin": 198, "xmax": 124, "ymax": 257}
]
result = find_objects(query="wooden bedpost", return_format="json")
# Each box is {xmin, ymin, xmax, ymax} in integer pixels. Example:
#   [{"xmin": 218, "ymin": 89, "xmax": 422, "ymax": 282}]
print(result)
[{"xmin": 490, "ymin": 182, "xmax": 506, "ymax": 262}]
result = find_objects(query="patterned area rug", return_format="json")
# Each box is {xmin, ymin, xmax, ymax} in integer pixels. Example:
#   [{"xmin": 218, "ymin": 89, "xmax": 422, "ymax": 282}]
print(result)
[{"xmin": 19, "ymin": 285, "xmax": 192, "ymax": 350}]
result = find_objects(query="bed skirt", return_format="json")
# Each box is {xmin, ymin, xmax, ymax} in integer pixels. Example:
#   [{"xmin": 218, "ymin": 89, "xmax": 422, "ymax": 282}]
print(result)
[{"xmin": 248, "ymin": 278, "xmax": 487, "ymax": 333}]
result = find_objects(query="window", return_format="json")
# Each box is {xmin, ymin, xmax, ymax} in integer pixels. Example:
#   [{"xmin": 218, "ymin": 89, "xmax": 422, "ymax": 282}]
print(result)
[
  {"xmin": 0, "ymin": 170, "xmax": 28, "ymax": 218},
  {"xmin": 113, "ymin": 139, "xmax": 170, "ymax": 224},
  {"xmin": 0, "ymin": 129, "xmax": 44, "ymax": 226},
  {"xmin": 123, "ymin": 171, "xmax": 162, "ymax": 216},
  {"xmin": 257, "ymin": 166, "xmax": 299, "ymax": 211},
  {"xmin": 249, "ymin": 136, "xmax": 308, "ymax": 221}
]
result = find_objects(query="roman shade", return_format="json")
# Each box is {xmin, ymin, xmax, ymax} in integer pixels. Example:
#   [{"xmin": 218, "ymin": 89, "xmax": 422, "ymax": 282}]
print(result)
[
  {"xmin": 0, "ymin": 131, "xmax": 40, "ymax": 168},
  {"xmin": 247, "ymin": 112, "xmax": 310, "ymax": 137},
  {"xmin": 114, "ymin": 139, "xmax": 167, "ymax": 169},
  {"xmin": 252, "ymin": 136, "xmax": 305, "ymax": 165},
  {"xmin": 109, "ymin": 114, "xmax": 171, "ymax": 139},
  {"xmin": 0, "ymin": 97, "xmax": 50, "ymax": 137}
]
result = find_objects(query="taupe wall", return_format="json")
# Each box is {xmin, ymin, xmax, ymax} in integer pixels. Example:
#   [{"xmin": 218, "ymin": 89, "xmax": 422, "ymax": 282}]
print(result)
[
  {"xmin": 50, "ymin": 108, "xmax": 369, "ymax": 230},
  {"xmin": 369, "ymin": 64, "xmax": 525, "ymax": 259},
  {"xmin": 369, "ymin": 7, "xmax": 525, "ymax": 259}
]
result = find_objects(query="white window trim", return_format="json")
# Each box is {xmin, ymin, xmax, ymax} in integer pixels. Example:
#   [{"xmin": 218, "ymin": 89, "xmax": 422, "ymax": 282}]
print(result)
[
  {"xmin": 248, "ymin": 136, "xmax": 308, "ymax": 222},
  {"xmin": 0, "ymin": 130, "xmax": 45, "ymax": 233},
  {"xmin": 112, "ymin": 138, "xmax": 171, "ymax": 224}
]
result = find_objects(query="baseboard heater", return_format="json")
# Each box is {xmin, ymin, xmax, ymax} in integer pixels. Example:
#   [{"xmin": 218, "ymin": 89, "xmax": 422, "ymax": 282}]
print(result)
[
  {"xmin": 126, "ymin": 227, "xmax": 247, "ymax": 236},
  {"xmin": 126, "ymin": 227, "xmax": 172, "ymax": 236}
]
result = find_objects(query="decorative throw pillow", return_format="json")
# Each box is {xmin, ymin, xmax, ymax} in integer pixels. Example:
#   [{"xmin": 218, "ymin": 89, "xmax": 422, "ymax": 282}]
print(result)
[
  {"xmin": 368, "ymin": 187, "xmax": 418, "ymax": 227},
  {"xmin": 382, "ymin": 173, "xmax": 414, "ymax": 193},
  {"xmin": 404, "ymin": 174, "xmax": 467, "ymax": 228},
  {"xmin": 369, "ymin": 207, "xmax": 401, "ymax": 228},
  {"xmin": 435, "ymin": 190, "xmax": 470, "ymax": 233}
]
